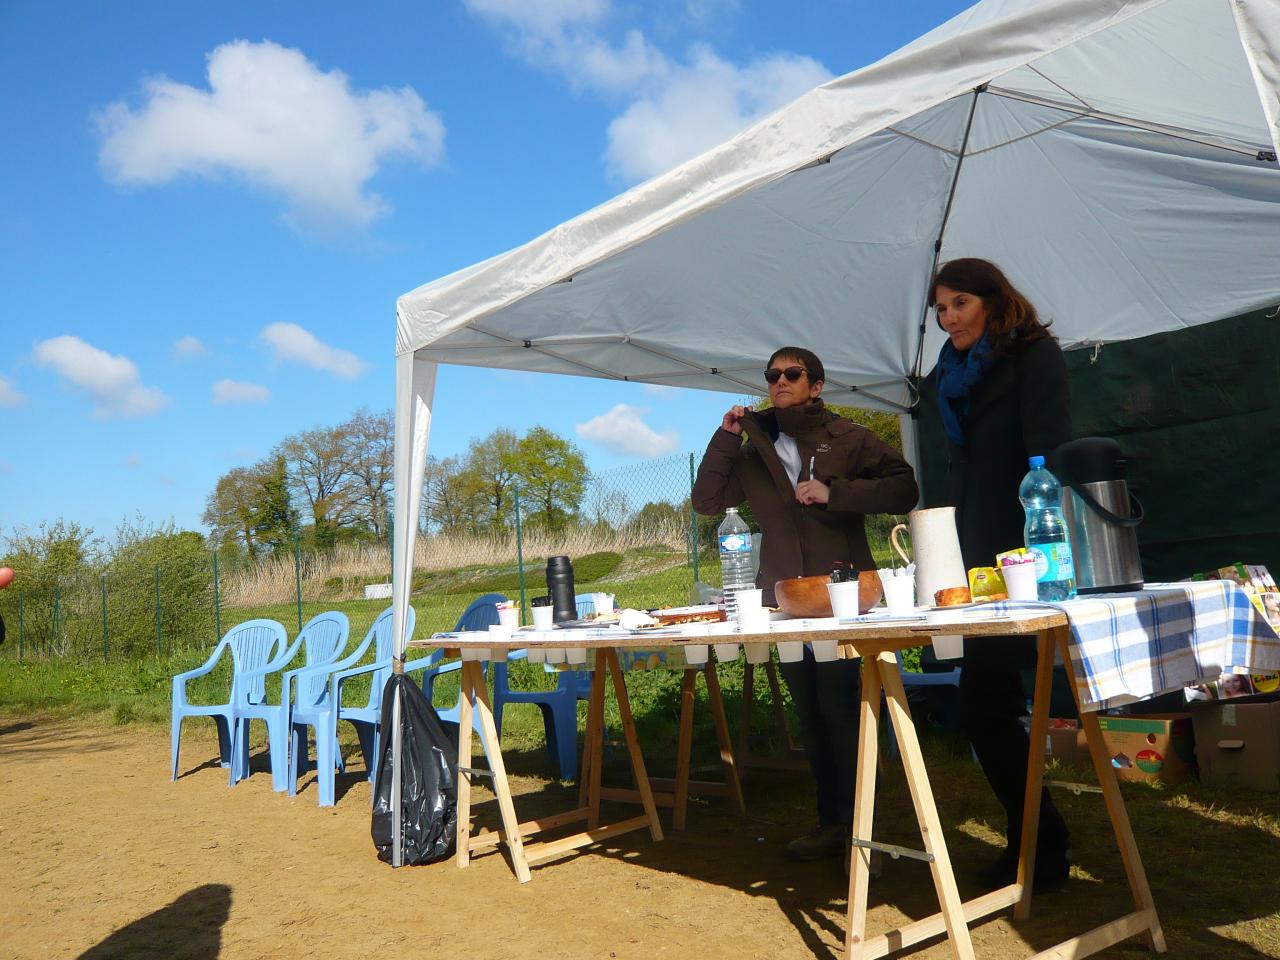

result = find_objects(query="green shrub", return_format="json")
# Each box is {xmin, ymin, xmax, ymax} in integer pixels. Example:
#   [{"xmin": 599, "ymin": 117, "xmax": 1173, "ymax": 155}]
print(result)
[{"xmin": 452, "ymin": 551, "xmax": 624, "ymax": 595}]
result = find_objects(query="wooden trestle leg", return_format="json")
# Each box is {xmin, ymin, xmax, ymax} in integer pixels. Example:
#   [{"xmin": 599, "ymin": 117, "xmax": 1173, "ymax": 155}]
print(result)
[
  {"xmin": 1013, "ymin": 629, "xmax": 1056, "ymax": 921},
  {"xmin": 845, "ymin": 650, "xmax": 882, "ymax": 959},
  {"xmin": 1057, "ymin": 627, "xmax": 1167, "ymax": 955},
  {"xmin": 469, "ymin": 659, "xmax": 532, "ymax": 883}
]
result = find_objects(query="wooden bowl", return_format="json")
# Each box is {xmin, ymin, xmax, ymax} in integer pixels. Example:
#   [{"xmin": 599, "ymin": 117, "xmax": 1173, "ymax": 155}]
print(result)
[{"xmin": 774, "ymin": 571, "xmax": 883, "ymax": 618}]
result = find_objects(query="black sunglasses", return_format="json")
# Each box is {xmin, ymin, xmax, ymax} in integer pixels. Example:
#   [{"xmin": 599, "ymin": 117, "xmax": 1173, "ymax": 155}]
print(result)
[{"xmin": 764, "ymin": 365, "xmax": 807, "ymax": 384}]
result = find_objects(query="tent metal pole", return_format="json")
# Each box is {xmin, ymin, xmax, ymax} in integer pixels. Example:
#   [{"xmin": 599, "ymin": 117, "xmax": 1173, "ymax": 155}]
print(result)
[{"xmin": 910, "ymin": 86, "xmax": 984, "ymax": 384}]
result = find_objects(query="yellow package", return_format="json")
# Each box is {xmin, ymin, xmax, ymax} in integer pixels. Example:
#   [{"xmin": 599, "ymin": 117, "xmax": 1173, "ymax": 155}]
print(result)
[
  {"xmin": 996, "ymin": 547, "xmax": 1031, "ymax": 567},
  {"xmin": 968, "ymin": 566, "xmax": 1008, "ymax": 600}
]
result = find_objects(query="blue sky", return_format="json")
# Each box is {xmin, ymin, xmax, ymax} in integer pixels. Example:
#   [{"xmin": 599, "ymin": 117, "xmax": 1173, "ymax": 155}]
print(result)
[{"xmin": 1, "ymin": 0, "xmax": 971, "ymax": 539}]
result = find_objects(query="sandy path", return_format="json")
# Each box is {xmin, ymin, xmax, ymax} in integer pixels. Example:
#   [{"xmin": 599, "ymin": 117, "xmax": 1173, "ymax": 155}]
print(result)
[{"xmin": 2, "ymin": 717, "xmax": 1275, "ymax": 959}]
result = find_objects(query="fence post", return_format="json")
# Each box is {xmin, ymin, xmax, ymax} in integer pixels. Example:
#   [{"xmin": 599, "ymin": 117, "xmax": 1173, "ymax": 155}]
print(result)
[
  {"xmin": 154, "ymin": 564, "xmax": 162, "ymax": 655},
  {"xmin": 212, "ymin": 551, "xmax": 222, "ymax": 643},
  {"xmin": 293, "ymin": 537, "xmax": 303, "ymax": 633},
  {"xmin": 688, "ymin": 453, "xmax": 700, "ymax": 586},
  {"xmin": 53, "ymin": 585, "xmax": 61, "ymax": 659},
  {"xmin": 100, "ymin": 573, "xmax": 108, "ymax": 661},
  {"xmin": 514, "ymin": 484, "xmax": 527, "ymax": 625},
  {"xmin": 18, "ymin": 591, "xmax": 24, "ymax": 658}
]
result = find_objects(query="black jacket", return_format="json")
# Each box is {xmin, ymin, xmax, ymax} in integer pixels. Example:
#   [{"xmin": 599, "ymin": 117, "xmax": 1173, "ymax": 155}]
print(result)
[
  {"xmin": 930, "ymin": 337, "xmax": 1072, "ymax": 569},
  {"xmin": 692, "ymin": 403, "xmax": 919, "ymax": 603}
]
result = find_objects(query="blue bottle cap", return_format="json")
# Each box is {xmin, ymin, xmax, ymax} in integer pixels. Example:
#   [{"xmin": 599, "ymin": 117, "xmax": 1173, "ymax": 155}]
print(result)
[{"xmin": 1028, "ymin": 455, "xmax": 1045, "ymax": 469}]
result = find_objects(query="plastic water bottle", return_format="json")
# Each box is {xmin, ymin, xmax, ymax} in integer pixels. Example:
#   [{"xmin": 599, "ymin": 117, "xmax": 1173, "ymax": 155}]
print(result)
[
  {"xmin": 717, "ymin": 508, "xmax": 754, "ymax": 623},
  {"xmin": 1018, "ymin": 456, "xmax": 1077, "ymax": 601}
]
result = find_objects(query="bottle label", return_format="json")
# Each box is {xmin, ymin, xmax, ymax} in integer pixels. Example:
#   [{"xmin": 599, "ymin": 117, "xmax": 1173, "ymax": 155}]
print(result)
[
  {"xmin": 1030, "ymin": 542, "xmax": 1074, "ymax": 583},
  {"xmin": 719, "ymin": 533, "xmax": 751, "ymax": 553}
]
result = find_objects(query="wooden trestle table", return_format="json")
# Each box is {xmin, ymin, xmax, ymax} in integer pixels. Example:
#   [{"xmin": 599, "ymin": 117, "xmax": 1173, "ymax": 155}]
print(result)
[{"xmin": 407, "ymin": 608, "xmax": 1166, "ymax": 960}]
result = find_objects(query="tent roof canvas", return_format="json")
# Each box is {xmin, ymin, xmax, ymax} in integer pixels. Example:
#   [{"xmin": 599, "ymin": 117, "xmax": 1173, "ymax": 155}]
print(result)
[{"xmin": 396, "ymin": 0, "xmax": 1280, "ymax": 412}]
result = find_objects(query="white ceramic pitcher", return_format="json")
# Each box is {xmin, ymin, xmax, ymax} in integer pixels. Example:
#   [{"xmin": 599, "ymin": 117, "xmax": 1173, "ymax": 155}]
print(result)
[{"xmin": 890, "ymin": 507, "xmax": 968, "ymax": 605}]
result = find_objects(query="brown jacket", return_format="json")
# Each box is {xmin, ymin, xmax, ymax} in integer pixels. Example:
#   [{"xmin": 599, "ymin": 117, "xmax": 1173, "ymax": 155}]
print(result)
[{"xmin": 692, "ymin": 402, "xmax": 919, "ymax": 604}]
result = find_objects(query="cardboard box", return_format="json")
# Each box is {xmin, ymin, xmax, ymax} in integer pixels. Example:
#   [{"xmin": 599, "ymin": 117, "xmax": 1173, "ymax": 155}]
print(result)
[
  {"xmin": 1095, "ymin": 714, "xmax": 1195, "ymax": 784},
  {"xmin": 1042, "ymin": 719, "xmax": 1090, "ymax": 769},
  {"xmin": 1191, "ymin": 699, "xmax": 1280, "ymax": 792}
]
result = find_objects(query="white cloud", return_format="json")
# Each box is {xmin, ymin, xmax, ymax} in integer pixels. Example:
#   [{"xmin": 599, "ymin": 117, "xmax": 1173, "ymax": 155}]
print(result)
[
  {"xmin": 464, "ymin": 0, "xmax": 667, "ymax": 96},
  {"xmin": 465, "ymin": 3, "xmax": 829, "ymax": 183},
  {"xmin": 173, "ymin": 335, "xmax": 209, "ymax": 359},
  {"xmin": 605, "ymin": 45, "xmax": 830, "ymax": 182},
  {"xmin": 95, "ymin": 40, "xmax": 446, "ymax": 231},
  {"xmin": 0, "ymin": 376, "xmax": 25, "ymax": 407},
  {"xmin": 212, "ymin": 379, "xmax": 271, "ymax": 405},
  {"xmin": 33, "ymin": 336, "xmax": 169, "ymax": 419},
  {"xmin": 260, "ymin": 322, "xmax": 368, "ymax": 379},
  {"xmin": 576, "ymin": 403, "xmax": 679, "ymax": 457}
]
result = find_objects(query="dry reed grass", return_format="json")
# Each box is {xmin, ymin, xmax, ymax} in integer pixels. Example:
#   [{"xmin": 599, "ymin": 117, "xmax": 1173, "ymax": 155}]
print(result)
[{"xmin": 223, "ymin": 519, "xmax": 690, "ymax": 606}]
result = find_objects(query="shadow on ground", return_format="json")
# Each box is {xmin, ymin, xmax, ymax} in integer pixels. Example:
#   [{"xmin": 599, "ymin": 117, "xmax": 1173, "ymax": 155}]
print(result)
[{"xmin": 76, "ymin": 884, "xmax": 232, "ymax": 960}]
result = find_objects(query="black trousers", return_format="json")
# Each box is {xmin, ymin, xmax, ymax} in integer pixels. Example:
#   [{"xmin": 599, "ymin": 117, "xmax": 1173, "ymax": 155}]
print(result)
[
  {"xmin": 959, "ymin": 634, "xmax": 1069, "ymax": 854},
  {"xmin": 779, "ymin": 651, "xmax": 862, "ymax": 827}
]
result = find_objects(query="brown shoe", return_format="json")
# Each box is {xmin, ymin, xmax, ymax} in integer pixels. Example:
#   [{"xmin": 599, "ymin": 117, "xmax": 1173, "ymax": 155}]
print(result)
[{"xmin": 785, "ymin": 824, "xmax": 847, "ymax": 862}]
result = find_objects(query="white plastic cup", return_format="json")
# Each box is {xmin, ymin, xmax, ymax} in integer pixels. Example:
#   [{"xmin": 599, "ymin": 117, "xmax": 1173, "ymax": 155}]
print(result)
[
  {"xmin": 810, "ymin": 638, "xmax": 839, "ymax": 662},
  {"xmin": 566, "ymin": 647, "xmax": 588, "ymax": 665},
  {"xmin": 882, "ymin": 575, "xmax": 916, "ymax": 615},
  {"xmin": 933, "ymin": 634, "xmax": 964, "ymax": 659},
  {"xmin": 462, "ymin": 645, "xmax": 490, "ymax": 661},
  {"xmin": 1003, "ymin": 562, "xmax": 1040, "ymax": 602},
  {"xmin": 525, "ymin": 645, "xmax": 546, "ymax": 664},
  {"xmin": 498, "ymin": 605, "xmax": 518, "ymax": 630},
  {"xmin": 531, "ymin": 605, "xmax": 554, "ymax": 630},
  {"xmin": 826, "ymin": 580, "xmax": 861, "ymax": 619},
  {"xmin": 735, "ymin": 588, "xmax": 764, "ymax": 614},
  {"xmin": 545, "ymin": 647, "xmax": 566, "ymax": 664},
  {"xmin": 714, "ymin": 642, "xmax": 740, "ymax": 662},
  {"xmin": 683, "ymin": 643, "xmax": 709, "ymax": 667},
  {"xmin": 591, "ymin": 592, "xmax": 615, "ymax": 614},
  {"xmin": 745, "ymin": 642, "xmax": 771, "ymax": 664},
  {"xmin": 776, "ymin": 640, "xmax": 805, "ymax": 663}
]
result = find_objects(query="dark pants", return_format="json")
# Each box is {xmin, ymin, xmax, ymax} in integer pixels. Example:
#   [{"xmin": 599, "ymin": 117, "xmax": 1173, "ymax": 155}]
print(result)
[
  {"xmin": 779, "ymin": 651, "xmax": 862, "ymax": 827},
  {"xmin": 959, "ymin": 634, "xmax": 1069, "ymax": 854}
]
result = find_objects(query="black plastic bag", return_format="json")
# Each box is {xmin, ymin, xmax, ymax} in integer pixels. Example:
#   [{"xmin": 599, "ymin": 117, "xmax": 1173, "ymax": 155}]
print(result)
[{"xmin": 371, "ymin": 673, "xmax": 458, "ymax": 865}]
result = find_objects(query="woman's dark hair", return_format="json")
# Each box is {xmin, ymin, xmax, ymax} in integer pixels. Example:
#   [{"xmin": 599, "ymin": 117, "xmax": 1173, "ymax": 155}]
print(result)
[
  {"xmin": 929, "ymin": 258, "xmax": 1055, "ymax": 353},
  {"xmin": 767, "ymin": 346, "xmax": 825, "ymax": 384}
]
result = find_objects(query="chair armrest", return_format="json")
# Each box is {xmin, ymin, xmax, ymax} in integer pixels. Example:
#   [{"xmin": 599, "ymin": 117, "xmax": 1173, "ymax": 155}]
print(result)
[{"xmin": 172, "ymin": 641, "xmax": 228, "ymax": 705}]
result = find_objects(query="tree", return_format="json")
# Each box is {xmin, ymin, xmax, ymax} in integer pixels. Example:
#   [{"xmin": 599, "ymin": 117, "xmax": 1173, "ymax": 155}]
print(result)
[
  {"xmin": 277, "ymin": 424, "xmax": 360, "ymax": 550},
  {"xmin": 254, "ymin": 456, "xmax": 300, "ymax": 556},
  {"xmin": 345, "ymin": 408, "xmax": 394, "ymax": 535},
  {"xmin": 461, "ymin": 428, "xmax": 521, "ymax": 532},
  {"xmin": 202, "ymin": 457, "xmax": 298, "ymax": 559},
  {"xmin": 421, "ymin": 455, "xmax": 484, "ymax": 534},
  {"xmin": 514, "ymin": 426, "xmax": 588, "ymax": 531}
]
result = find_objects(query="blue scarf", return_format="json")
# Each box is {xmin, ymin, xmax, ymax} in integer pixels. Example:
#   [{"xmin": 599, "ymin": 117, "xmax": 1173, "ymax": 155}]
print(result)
[{"xmin": 936, "ymin": 334, "xmax": 994, "ymax": 445}]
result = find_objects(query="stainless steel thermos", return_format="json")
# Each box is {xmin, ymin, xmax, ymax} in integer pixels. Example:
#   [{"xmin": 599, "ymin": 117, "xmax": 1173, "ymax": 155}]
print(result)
[
  {"xmin": 546, "ymin": 555, "xmax": 577, "ymax": 623},
  {"xmin": 1052, "ymin": 437, "xmax": 1144, "ymax": 594}
]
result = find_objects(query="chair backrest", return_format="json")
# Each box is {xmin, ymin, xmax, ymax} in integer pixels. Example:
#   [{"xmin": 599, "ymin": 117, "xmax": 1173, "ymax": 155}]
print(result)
[
  {"xmin": 454, "ymin": 593, "xmax": 508, "ymax": 632},
  {"xmin": 295, "ymin": 611, "xmax": 351, "ymax": 706},
  {"xmin": 227, "ymin": 619, "xmax": 289, "ymax": 704},
  {"xmin": 363, "ymin": 606, "xmax": 417, "ymax": 709},
  {"xmin": 575, "ymin": 593, "xmax": 594, "ymax": 618}
]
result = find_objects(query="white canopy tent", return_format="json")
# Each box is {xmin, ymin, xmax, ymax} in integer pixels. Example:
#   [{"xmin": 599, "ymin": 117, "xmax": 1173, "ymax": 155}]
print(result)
[{"xmin": 385, "ymin": 0, "xmax": 1280, "ymax": 861}]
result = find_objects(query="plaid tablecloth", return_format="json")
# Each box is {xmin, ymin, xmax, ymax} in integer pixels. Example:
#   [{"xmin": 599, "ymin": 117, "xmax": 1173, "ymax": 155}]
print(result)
[{"xmin": 998, "ymin": 581, "xmax": 1280, "ymax": 712}]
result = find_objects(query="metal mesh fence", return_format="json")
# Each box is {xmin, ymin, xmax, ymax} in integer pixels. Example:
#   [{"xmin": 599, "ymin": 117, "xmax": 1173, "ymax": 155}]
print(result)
[{"xmin": 0, "ymin": 450, "xmax": 904, "ymax": 665}]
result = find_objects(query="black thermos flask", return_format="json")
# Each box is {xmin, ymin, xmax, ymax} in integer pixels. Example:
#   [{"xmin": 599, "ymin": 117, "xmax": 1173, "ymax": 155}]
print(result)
[{"xmin": 546, "ymin": 555, "xmax": 576, "ymax": 623}]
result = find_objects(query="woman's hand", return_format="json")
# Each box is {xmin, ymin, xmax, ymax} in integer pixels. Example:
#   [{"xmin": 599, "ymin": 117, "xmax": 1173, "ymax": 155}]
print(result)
[
  {"xmin": 721, "ymin": 405, "xmax": 750, "ymax": 435},
  {"xmin": 796, "ymin": 479, "xmax": 829, "ymax": 505}
]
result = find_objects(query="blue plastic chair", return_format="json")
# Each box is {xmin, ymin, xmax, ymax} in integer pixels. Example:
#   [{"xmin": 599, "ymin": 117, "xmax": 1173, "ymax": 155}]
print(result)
[
  {"xmin": 290, "ymin": 606, "xmax": 439, "ymax": 806},
  {"xmin": 420, "ymin": 593, "xmax": 507, "ymax": 733},
  {"xmin": 227, "ymin": 611, "xmax": 350, "ymax": 791},
  {"xmin": 171, "ymin": 619, "xmax": 289, "ymax": 782},
  {"xmin": 491, "ymin": 594, "xmax": 595, "ymax": 781}
]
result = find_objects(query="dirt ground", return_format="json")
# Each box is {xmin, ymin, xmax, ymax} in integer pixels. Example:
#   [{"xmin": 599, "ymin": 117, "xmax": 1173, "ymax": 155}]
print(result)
[{"xmin": 3, "ymin": 716, "xmax": 1277, "ymax": 960}]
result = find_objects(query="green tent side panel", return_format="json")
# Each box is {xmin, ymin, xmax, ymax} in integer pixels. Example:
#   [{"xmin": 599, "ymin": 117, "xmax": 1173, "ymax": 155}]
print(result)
[{"xmin": 916, "ymin": 305, "xmax": 1280, "ymax": 582}]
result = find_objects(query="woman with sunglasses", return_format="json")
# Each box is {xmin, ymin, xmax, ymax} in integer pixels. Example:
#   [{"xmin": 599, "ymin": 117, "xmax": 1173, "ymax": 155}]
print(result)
[
  {"xmin": 926, "ymin": 257, "xmax": 1073, "ymax": 890},
  {"xmin": 693, "ymin": 346, "xmax": 918, "ymax": 863}
]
